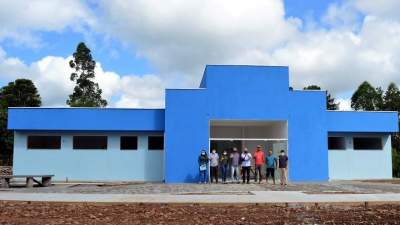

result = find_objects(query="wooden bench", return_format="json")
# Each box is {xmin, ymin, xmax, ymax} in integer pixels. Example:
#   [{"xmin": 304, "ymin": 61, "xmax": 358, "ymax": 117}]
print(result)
[{"xmin": 0, "ymin": 175, "xmax": 54, "ymax": 188}]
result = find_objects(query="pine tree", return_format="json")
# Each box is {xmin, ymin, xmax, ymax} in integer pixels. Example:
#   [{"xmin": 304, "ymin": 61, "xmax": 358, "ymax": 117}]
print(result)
[{"xmin": 67, "ymin": 42, "xmax": 107, "ymax": 107}]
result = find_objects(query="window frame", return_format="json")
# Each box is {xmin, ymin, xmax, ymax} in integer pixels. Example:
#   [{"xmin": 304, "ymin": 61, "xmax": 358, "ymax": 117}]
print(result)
[
  {"xmin": 353, "ymin": 136, "xmax": 383, "ymax": 150},
  {"xmin": 328, "ymin": 136, "xmax": 346, "ymax": 150},
  {"xmin": 148, "ymin": 135, "xmax": 164, "ymax": 150},
  {"xmin": 120, "ymin": 136, "xmax": 138, "ymax": 150},
  {"xmin": 27, "ymin": 135, "xmax": 62, "ymax": 150},
  {"xmin": 73, "ymin": 136, "xmax": 108, "ymax": 150}
]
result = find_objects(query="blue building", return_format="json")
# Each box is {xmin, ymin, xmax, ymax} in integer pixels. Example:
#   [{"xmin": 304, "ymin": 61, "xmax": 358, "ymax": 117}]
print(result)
[{"xmin": 7, "ymin": 65, "xmax": 399, "ymax": 183}]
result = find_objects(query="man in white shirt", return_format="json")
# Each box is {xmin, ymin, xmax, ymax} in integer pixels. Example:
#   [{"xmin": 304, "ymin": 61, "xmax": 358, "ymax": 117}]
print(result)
[{"xmin": 241, "ymin": 148, "xmax": 252, "ymax": 184}]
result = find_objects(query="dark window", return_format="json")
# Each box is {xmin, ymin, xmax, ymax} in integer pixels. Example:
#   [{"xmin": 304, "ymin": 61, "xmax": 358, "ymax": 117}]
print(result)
[
  {"xmin": 353, "ymin": 137, "xmax": 382, "ymax": 150},
  {"xmin": 27, "ymin": 136, "xmax": 61, "ymax": 149},
  {"xmin": 120, "ymin": 136, "xmax": 138, "ymax": 150},
  {"xmin": 148, "ymin": 136, "xmax": 164, "ymax": 150},
  {"xmin": 73, "ymin": 136, "xmax": 107, "ymax": 150},
  {"xmin": 328, "ymin": 137, "xmax": 346, "ymax": 150}
]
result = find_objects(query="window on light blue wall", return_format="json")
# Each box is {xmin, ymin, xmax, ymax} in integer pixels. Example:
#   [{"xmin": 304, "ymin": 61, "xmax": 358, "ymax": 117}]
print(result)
[
  {"xmin": 353, "ymin": 137, "xmax": 383, "ymax": 150},
  {"xmin": 73, "ymin": 136, "xmax": 108, "ymax": 150},
  {"xmin": 148, "ymin": 136, "xmax": 164, "ymax": 150},
  {"xmin": 328, "ymin": 137, "xmax": 346, "ymax": 150},
  {"xmin": 120, "ymin": 136, "xmax": 138, "ymax": 150},
  {"xmin": 27, "ymin": 136, "xmax": 61, "ymax": 150}
]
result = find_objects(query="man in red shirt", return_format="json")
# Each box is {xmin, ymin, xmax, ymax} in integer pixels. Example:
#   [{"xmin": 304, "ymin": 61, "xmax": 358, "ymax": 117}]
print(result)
[{"xmin": 253, "ymin": 145, "xmax": 265, "ymax": 183}]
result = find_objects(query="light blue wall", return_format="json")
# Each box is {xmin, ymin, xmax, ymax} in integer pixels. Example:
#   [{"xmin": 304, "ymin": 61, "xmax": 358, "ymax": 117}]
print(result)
[
  {"xmin": 13, "ymin": 131, "xmax": 164, "ymax": 182},
  {"xmin": 328, "ymin": 133, "xmax": 392, "ymax": 180}
]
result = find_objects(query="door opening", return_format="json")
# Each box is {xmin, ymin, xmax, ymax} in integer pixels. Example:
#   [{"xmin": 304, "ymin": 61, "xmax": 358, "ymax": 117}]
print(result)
[{"xmin": 209, "ymin": 120, "xmax": 288, "ymax": 182}]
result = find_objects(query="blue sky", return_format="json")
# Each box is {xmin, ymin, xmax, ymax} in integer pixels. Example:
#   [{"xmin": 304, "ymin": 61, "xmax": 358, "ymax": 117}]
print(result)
[{"xmin": 0, "ymin": 0, "xmax": 399, "ymax": 109}]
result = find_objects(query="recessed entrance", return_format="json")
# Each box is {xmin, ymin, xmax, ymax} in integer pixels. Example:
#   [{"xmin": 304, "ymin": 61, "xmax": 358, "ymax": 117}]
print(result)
[{"xmin": 209, "ymin": 120, "xmax": 288, "ymax": 181}]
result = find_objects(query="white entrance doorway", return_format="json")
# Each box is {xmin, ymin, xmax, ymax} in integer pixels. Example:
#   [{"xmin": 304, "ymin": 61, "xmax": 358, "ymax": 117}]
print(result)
[{"xmin": 209, "ymin": 120, "xmax": 288, "ymax": 181}]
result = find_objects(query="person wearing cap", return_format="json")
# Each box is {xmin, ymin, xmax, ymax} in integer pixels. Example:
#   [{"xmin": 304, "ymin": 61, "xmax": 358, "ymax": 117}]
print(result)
[
  {"xmin": 198, "ymin": 149, "xmax": 209, "ymax": 184},
  {"xmin": 253, "ymin": 145, "xmax": 265, "ymax": 184},
  {"xmin": 209, "ymin": 149, "xmax": 219, "ymax": 183},
  {"xmin": 241, "ymin": 148, "xmax": 252, "ymax": 184},
  {"xmin": 230, "ymin": 147, "xmax": 240, "ymax": 183},
  {"xmin": 278, "ymin": 150, "xmax": 289, "ymax": 186},
  {"xmin": 220, "ymin": 150, "xmax": 229, "ymax": 184}
]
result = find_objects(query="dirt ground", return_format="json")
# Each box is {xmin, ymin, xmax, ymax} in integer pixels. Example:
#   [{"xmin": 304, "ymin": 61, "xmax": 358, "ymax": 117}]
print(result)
[{"xmin": 0, "ymin": 201, "xmax": 399, "ymax": 225}]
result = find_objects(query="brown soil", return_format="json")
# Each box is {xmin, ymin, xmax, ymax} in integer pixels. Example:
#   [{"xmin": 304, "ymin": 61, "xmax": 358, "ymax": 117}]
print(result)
[{"xmin": 0, "ymin": 201, "xmax": 400, "ymax": 225}]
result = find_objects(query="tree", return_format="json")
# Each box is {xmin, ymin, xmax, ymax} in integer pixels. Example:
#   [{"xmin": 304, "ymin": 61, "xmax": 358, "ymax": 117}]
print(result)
[
  {"xmin": 351, "ymin": 81, "xmax": 383, "ymax": 111},
  {"xmin": 0, "ymin": 79, "xmax": 41, "ymax": 166},
  {"xmin": 383, "ymin": 83, "xmax": 400, "ymax": 111},
  {"xmin": 303, "ymin": 85, "xmax": 339, "ymax": 110},
  {"xmin": 67, "ymin": 42, "xmax": 107, "ymax": 107},
  {"xmin": 351, "ymin": 81, "xmax": 400, "ymax": 177},
  {"xmin": 383, "ymin": 83, "xmax": 400, "ymax": 177}
]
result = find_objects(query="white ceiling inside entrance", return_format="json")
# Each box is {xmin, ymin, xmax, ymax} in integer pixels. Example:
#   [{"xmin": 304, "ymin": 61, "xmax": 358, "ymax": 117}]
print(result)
[{"xmin": 210, "ymin": 120, "xmax": 287, "ymax": 139}]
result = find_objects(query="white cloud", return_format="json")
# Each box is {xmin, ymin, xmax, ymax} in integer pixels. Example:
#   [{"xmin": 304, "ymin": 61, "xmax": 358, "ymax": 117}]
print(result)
[
  {"xmin": 96, "ymin": 0, "xmax": 300, "ymax": 83},
  {"xmin": 322, "ymin": 2, "xmax": 361, "ymax": 29},
  {"xmin": 2, "ymin": 0, "xmax": 400, "ymax": 109},
  {"xmin": 337, "ymin": 98, "xmax": 352, "ymax": 111},
  {"xmin": 116, "ymin": 75, "xmax": 164, "ymax": 108},
  {"xmin": 0, "ymin": 0, "xmax": 94, "ymax": 47},
  {"xmin": 93, "ymin": 0, "xmax": 400, "ymax": 100},
  {"xmin": 353, "ymin": 0, "xmax": 400, "ymax": 20}
]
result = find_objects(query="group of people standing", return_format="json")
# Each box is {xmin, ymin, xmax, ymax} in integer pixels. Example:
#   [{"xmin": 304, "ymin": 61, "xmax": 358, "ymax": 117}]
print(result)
[{"xmin": 198, "ymin": 145, "xmax": 289, "ymax": 185}]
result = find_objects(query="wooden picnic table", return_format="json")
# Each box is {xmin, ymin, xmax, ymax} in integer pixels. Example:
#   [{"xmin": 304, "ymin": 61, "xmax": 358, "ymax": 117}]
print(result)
[{"xmin": 0, "ymin": 175, "xmax": 54, "ymax": 188}]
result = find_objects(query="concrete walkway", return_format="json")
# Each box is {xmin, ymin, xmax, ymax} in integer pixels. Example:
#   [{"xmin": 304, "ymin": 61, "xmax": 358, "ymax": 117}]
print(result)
[{"xmin": 1, "ymin": 191, "xmax": 400, "ymax": 203}]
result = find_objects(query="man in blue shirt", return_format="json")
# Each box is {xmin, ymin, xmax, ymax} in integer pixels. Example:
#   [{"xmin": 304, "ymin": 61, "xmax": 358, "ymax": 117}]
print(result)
[{"xmin": 265, "ymin": 149, "xmax": 277, "ymax": 185}]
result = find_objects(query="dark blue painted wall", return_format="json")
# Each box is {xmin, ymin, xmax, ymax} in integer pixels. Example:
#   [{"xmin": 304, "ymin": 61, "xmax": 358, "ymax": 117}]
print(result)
[
  {"xmin": 165, "ymin": 65, "xmax": 398, "ymax": 183},
  {"xmin": 165, "ymin": 89, "xmax": 209, "ymax": 182},
  {"xmin": 288, "ymin": 91, "xmax": 329, "ymax": 181},
  {"xmin": 8, "ymin": 108, "xmax": 165, "ymax": 131},
  {"xmin": 206, "ymin": 65, "xmax": 289, "ymax": 120},
  {"xmin": 327, "ymin": 111, "xmax": 398, "ymax": 132},
  {"xmin": 166, "ymin": 65, "xmax": 328, "ymax": 182}
]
